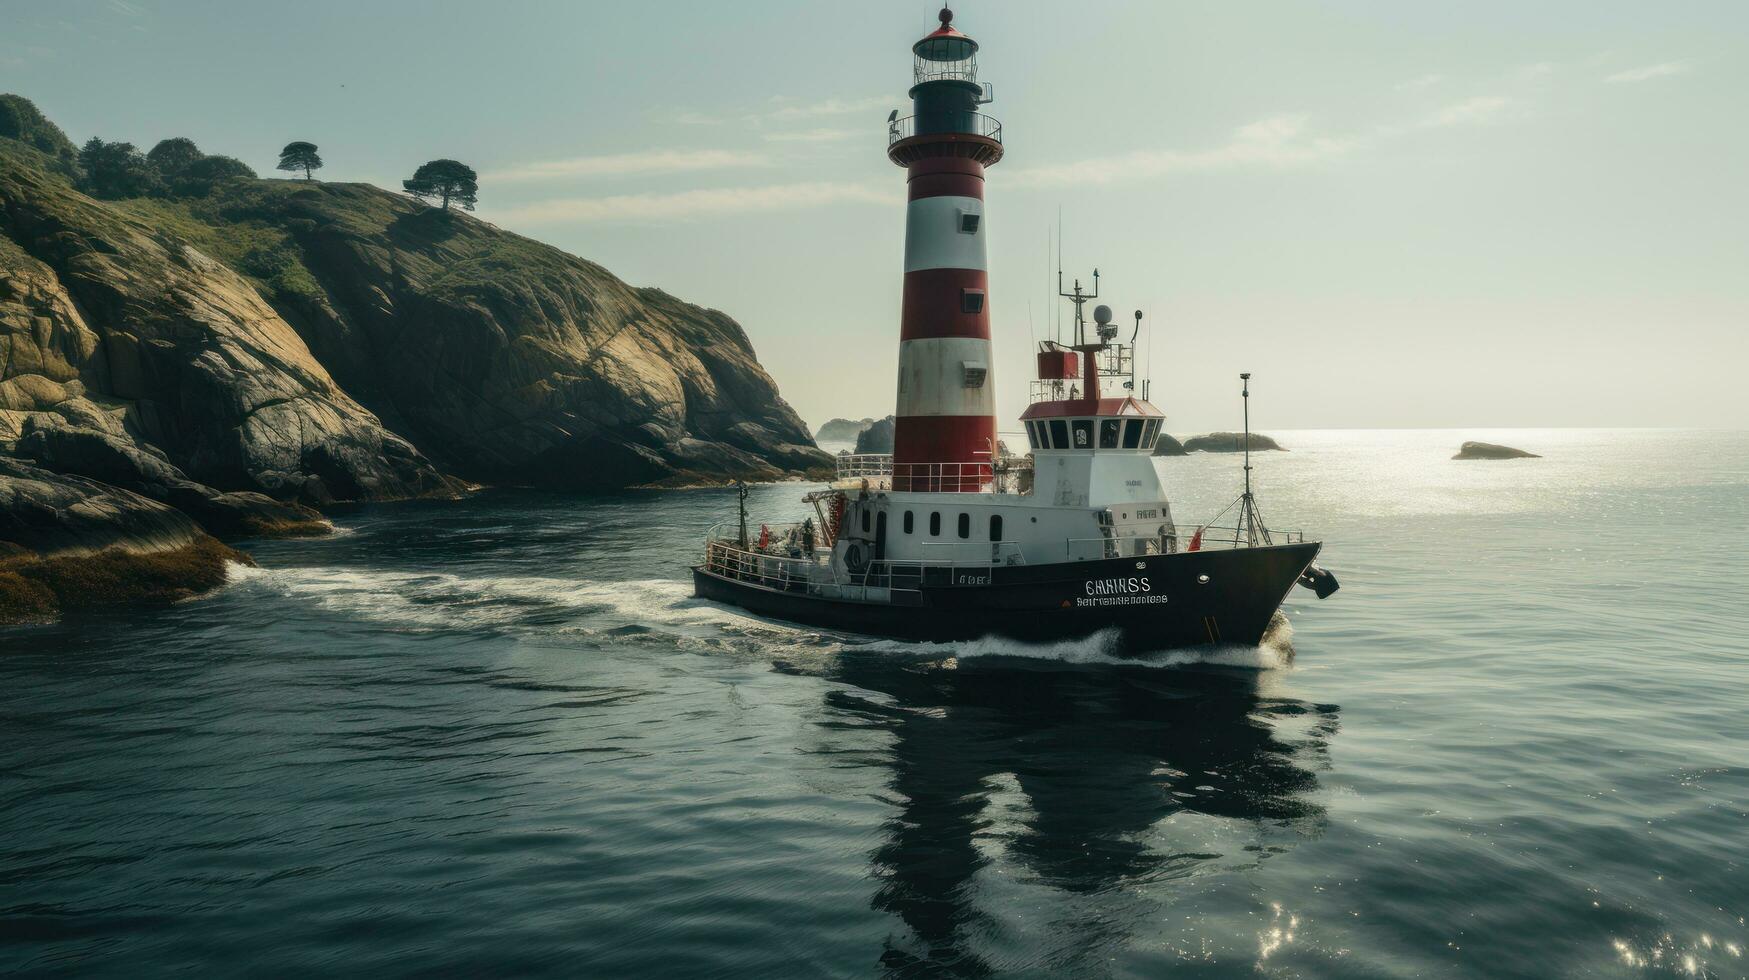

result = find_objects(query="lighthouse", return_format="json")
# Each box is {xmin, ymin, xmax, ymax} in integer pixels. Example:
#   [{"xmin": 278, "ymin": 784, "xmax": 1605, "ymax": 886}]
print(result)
[{"xmin": 887, "ymin": 7, "xmax": 1004, "ymax": 493}]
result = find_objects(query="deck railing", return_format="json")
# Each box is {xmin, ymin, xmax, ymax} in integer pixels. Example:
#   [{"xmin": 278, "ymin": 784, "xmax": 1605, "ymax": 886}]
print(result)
[{"xmin": 835, "ymin": 453, "xmax": 892, "ymax": 481}]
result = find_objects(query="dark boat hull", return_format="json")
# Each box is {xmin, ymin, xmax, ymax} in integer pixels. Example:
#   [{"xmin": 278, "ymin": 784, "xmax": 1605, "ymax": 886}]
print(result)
[{"xmin": 692, "ymin": 542, "xmax": 1320, "ymax": 655}]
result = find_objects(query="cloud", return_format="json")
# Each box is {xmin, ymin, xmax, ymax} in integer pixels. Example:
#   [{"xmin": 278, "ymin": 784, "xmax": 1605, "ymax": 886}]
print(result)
[
  {"xmin": 762, "ymin": 96, "xmax": 892, "ymax": 122},
  {"xmin": 484, "ymin": 149, "xmax": 769, "ymax": 183},
  {"xmin": 1419, "ymin": 96, "xmax": 1514, "ymax": 128},
  {"xmin": 1605, "ymin": 62, "xmax": 1689, "ymax": 83},
  {"xmin": 493, "ymin": 180, "xmax": 891, "ymax": 224},
  {"xmin": 761, "ymin": 127, "xmax": 860, "ymax": 144},
  {"xmin": 1007, "ymin": 114, "xmax": 1358, "ymax": 187},
  {"xmin": 1396, "ymin": 74, "xmax": 1444, "ymax": 92},
  {"xmin": 1007, "ymin": 93, "xmax": 1520, "ymax": 189},
  {"xmin": 673, "ymin": 95, "xmax": 896, "ymax": 129}
]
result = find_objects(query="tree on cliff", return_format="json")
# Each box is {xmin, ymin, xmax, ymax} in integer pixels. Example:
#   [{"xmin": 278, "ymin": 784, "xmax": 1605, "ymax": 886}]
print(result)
[
  {"xmin": 277, "ymin": 141, "xmax": 323, "ymax": 180},
  {"xmin": 170, "ymin": 155, "xmax": 255, "ymax": 197},
  {"xmin": 403, "ymin": 159, "xmax": 477, "ymax": 212},
  {"xmin": 75, "ymin": 138, "xmax": 160, "ymax": 198},
  {"xmin": 0, "ymin": 94, "xmax": 79, "ymax": 174},
  {"xmin": 146, "ymin": 137, "xmax": 203, "ymax": 179}
]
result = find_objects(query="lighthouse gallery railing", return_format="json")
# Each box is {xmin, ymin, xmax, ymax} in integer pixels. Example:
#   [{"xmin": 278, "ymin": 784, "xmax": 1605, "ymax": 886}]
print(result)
[{"xmin": 888, "ymin": 112, "xmax": 1003, "ymax": 147}]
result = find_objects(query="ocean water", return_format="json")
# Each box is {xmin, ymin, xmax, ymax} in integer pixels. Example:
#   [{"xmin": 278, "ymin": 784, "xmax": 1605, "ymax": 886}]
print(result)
[{"xmin": 2, "ymin": 428, "xmax": 1746, "ymax": 978}]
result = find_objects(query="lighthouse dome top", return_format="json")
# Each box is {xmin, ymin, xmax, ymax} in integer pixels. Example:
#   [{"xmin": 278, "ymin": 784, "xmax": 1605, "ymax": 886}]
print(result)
[{"xmin": 914, "ymin": 7, "xmax": 978, "ymax": 62}]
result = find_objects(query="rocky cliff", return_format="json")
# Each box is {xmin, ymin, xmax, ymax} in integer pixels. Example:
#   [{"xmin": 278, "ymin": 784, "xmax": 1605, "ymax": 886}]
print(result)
[
  {"xmin": 815, "ymin": 417, "xmax": 875, "ymax": 443},
  {"xmin": 0, "ymin": 96, "xmax": 828, "ymax": 620}
]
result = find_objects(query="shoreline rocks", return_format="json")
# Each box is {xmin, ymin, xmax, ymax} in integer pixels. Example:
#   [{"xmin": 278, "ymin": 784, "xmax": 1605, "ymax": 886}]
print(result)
[
  {"xmin": 0, "ymin": 458, "xmax": 247, "ymax": 624},
  {"xmin": 1153, "ymin": 433, "xmax": 1187, "ymax": 457},
  {"xmin": 853, "ymin": 416, "xmax": 896, "ymax": 455},
  {"xmin": 1453, "ymin": 441, "xmax": 1540, "ymax": 460}
]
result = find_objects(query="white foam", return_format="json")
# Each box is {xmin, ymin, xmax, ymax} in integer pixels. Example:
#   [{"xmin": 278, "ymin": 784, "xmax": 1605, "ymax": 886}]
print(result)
[
  {"xmin": 855, "ymin": 615, "xmax": 1293, "ymax": 670},
  {"xmin": 228, "ymin": 565, "xmax": 824, "ymax": 643}
]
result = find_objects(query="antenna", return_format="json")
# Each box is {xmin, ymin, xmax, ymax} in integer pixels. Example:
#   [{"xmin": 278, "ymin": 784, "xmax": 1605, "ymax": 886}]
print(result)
[
  {"xmin": 1241, "ymin": 372, "xmax": 1252, "ymax": 503},
  {"xmin": 1233, "ymin": 372, "xmax": 1273, "ymax": 548},
  {"xmin": 735, "ymin": 480, "xmax": 749, "ymax": 549}
]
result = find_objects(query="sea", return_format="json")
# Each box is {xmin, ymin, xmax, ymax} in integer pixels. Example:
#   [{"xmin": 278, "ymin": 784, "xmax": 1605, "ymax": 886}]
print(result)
[{"xmin": 2, "ymin": 428, "xmax": 1745, "ymax": 978}]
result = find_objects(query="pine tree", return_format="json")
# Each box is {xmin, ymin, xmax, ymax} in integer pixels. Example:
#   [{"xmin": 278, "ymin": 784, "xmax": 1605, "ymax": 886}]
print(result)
[
  {"xmin": 277, "ymin": 141, "xmax": 323, "ymax": 180},
  {"xmin": 402, "ymin": 159, "xmax": 478, "ymax": 212}
]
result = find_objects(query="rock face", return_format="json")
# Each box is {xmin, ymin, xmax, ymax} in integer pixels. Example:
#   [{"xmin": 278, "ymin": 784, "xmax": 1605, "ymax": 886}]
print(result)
[
  {"xmin": 815, "ymin": 417, "xmax": 875, "ymax": 442},
  {"xmin": 0, "ymin": 132, "xmax": 826, "ymax": 494},
  {"xmin": 0, "ymin": 457, "xmax": 244, "ymax": 623},
  {"xmin": 853, "ymin": 416, "xmax": 896, "ymax": 454},
  {"xmin": 1153, "ymin": 432, "xmax": 1187, "ymax": 456},
  {"xmin": 1453, "ymin": 441, "xmax": 1540, "ymax": 460},
  {"xmin": 1, "ymin": 95, "xmax": 831, "ymax": 617},
  {"xmin": 1182, "ymin": 432, "xmax": 1287, "ymax": 453}
]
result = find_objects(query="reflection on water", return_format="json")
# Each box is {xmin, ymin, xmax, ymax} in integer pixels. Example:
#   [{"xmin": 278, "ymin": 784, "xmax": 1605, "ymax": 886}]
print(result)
[{"xmin": 815, "ymin": 653, "xmax": 1339, "ymax": 976}]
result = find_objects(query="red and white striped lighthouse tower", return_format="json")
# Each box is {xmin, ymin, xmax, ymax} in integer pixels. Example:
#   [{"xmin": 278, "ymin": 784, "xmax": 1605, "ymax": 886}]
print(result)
[{"xmin": 887, "ymin": 7, "xmax": 1004, "ymax": 492}]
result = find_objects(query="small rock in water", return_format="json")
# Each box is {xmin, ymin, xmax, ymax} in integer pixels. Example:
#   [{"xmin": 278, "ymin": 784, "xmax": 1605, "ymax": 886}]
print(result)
[
  {"xmin": 1153, "ymin": 433, "xmax": 1188, "ymax": 456},
  {"xmin": 1452, "ymin": 441, "xmax": 1540, "ymax": 460},
  {"xmin": 1182, "ymin": 432, "xmax": 1287, "ymax": 453}
]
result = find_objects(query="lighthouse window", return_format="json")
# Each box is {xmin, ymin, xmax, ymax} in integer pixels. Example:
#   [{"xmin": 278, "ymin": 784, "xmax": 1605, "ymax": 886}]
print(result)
[
  {"xmin": 957, "ymin": 513, "xmax": 970, "ymax": 539},
  {"xmin": 990, "ymin": 514, "xmax": 1003, "ymax": 541},
  {"xmin": 1071, "ymin": 419, "xmax": 1093, "ymax": 449},
  {"xmin": 1048, "ymin": 419, "xmax": 1069, "ymax": 448},
  {"xmin": 958, "ymin": 211, "xmax": 980, "ymax": 234},
  {"xmin": 1099, "ymin": 419, "xmax": 1122, "ymax": 449},
  {"xmin": 960, "ymin": 289, "xmax": 985, "ymax": 314},
  {"xmin": 1122, "ymin": 419, "xmax": 1144, "ymax": 449},
  {"xmin": 929, "ymin": 511, "xmax": 941, "ymax": 536},
  {"xmin": 903, "ymin": 511, "xmax": 914, "ymax": 534}
]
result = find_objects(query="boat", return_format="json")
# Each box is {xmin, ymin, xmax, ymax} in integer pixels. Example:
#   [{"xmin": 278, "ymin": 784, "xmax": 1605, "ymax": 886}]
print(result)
[{"xmin": 691, "ymin": 7, "xmax": 1338, "ymax": 654}]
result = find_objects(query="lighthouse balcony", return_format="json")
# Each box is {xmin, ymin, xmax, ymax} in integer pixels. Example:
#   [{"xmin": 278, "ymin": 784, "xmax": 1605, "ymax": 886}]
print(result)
[
  {"xmin": 887, "ymin": 112, "xmax": 1004, "ymax": 166},
  {"xmin": 889, "ymin": 111, "xmax": 1002, "ymax": 146}
]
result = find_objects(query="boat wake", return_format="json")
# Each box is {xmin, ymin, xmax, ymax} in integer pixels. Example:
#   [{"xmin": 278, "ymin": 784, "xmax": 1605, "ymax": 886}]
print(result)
[
  {"xmin": 224, "ymin": 564, "xmax": 837, "ymax": 650},
  {"xmin": 225, "ymin": 564, "xmax": 1295, "ymax": 669}
]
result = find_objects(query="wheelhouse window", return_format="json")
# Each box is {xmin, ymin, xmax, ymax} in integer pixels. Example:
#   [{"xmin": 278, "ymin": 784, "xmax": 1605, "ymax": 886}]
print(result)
[
  {"xmin": 1099, "ymin": 418, "xmax": 1121, "ymax": 449},
  {"xmin": 1122, "ymin": 419, "xmax": 1144, "ymax": 449},
  {"xmin": 1048, "ymin": 419, "xmax": 1069, "ymax": 449},
  {"xmin": 929, "ymin": 511, "xmax": 941, "ymax": 536},
  {"xmin": 1025, "ymin": 422, "xmax": 1040, "ymax": 449},
  {"xmin": 957, "ymin": 513, "xmax": 970, "ymax": 539},
  {"xmin": 1071, "ymin": 419, "xmax": 1093, "ymax": 449},
  {"xmin": 1143, "ymin": 420, "xmax": 1160, "ymax": 446},
  {"xmin": 903, "ymin": 511, "xmax": 914, "ymax": 534}
]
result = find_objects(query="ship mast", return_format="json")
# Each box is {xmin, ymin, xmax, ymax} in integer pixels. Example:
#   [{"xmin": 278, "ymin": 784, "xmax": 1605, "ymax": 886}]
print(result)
[{"xmin": 1234, "ymin": 373, "xmax": 1272, "ymax": 547}]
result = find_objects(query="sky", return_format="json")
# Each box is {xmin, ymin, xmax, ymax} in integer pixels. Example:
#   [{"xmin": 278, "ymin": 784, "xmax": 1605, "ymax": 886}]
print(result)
[{"xmin": 4, "ymin": 0, "xmax": 1747, "ymax": 432}]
